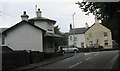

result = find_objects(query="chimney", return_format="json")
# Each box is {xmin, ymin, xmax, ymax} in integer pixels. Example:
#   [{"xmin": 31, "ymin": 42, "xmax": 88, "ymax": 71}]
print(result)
[
  {"xmin": 85, "ymin": 23, "xmax": 89, "ymax": 28},
  {"xmin": 95, "ymin": 16, "xmax": 99, "ymax": 24},
  {"xmin": 21, "ymin": 11, "xmax": 29, "ymax": 21},
  {"xmin": 36, "ymin": 8, "xmax": 42, "ymax": 17},
  {"xmin": 70, "ymin": 23, "xmax": 72, "ymax": 30}
]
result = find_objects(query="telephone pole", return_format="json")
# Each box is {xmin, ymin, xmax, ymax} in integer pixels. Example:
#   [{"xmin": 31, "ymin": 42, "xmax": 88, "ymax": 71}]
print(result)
[{"xmin": 73, "ymin": 13, "xmax": 75, "ymax": 47}]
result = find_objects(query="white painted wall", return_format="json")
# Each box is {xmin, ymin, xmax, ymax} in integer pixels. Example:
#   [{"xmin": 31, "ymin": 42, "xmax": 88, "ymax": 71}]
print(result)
[
  {"xmin": 34, "ymin": 21, "xmax": 54, "ymax": 33},
  {"xmin": 68, "ymin": 34, "xmax": 86, "ymax": 48},
  {"xmin": 5, "ymin": 23, "xmax": 43, "ymax": 52},
  {"xmin": 0, "ymin": 34, "xmax": 1, "ymax": 45},
  {"xmin": 0, "ymin": 29, "xmax": 2, "ymax": 45}
]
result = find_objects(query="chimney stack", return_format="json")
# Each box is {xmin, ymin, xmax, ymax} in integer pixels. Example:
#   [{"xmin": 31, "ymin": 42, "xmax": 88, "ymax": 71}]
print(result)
[
  {"xmin": 95, "ymin": 16, "xmax": 99, "ymax": 24},
  {"xmin": 21, "ymin": 11, "xmax": 29, "ymax": 21},
  {"xmin": 70, "ymin": 23, "xmax": 72, "ymax": 30},
  {"xmin": 36, "ymin": 8, "xmax": 42, "ymax": 17},
  {"xmin": 85, "ymin": 23, "xmax": 89, "ymax": 28}
]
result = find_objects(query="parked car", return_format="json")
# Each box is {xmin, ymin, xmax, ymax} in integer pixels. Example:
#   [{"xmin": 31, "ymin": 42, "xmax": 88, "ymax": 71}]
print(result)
[{"xmin": 57, "ymin": 46, "xmax": 79, "ymax": 54}]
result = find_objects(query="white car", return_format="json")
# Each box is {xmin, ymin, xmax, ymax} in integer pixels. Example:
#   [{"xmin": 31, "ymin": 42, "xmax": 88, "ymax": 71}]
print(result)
[{"xmin": 57, "ymin": 46, "xmax": 79, "ymax": 54}]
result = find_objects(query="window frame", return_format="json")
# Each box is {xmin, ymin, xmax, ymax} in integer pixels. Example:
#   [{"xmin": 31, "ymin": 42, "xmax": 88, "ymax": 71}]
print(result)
[
  {"xmin": 104, "ymin": 40, "xmax": 108, "ymax": 45},
  {"xmin": 104, "ymin": 32, "xmax": 108, "ymax": 37}
]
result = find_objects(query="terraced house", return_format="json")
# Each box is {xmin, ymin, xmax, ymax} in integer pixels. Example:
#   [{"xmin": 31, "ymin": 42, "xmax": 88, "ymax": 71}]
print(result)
[{"xmin": 69, "ymin": 16, "xmax": 113, "ymax": 49}]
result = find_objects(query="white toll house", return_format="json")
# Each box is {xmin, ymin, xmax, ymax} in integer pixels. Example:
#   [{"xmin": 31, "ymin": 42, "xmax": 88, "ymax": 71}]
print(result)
[
  {"xmin": 68, "ymin": 16, "xmax": 113, "ymax": 49},
  {"xmin": 1, "ymin": 8, "xmax": 60, "ymax": 53}
]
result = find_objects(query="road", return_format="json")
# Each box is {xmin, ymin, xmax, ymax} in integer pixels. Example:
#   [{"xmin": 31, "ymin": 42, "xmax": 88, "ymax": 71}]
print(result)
[{"xmin": 33, "ymin": 50, "xmax": 119, "ymax": 69}]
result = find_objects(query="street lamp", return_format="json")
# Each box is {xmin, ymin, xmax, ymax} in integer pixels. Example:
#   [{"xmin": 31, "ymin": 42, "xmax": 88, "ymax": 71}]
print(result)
[{"xmin": 73, "ymin": 13, "xmax": 75, "ymax": 47}]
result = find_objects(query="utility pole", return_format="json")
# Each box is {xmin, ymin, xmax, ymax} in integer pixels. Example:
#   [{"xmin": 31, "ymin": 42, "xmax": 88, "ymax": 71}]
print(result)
[
  {"xmin": 35, "ymin": 5, "xmax": 37, "ymax": 15},
  {"xmin": 73, "ymin": 13, "xmax": 75, "ymax": 47}
]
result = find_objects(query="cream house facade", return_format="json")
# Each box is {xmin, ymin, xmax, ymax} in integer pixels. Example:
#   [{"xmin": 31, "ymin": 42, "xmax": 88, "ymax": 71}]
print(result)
[
  {"xmin": 69, "ymin": 16, "xmax": 113, "ymax": 49},
  {"xmin": 85, "ymin": 17, "xmax": 112, "ymax": 49}
]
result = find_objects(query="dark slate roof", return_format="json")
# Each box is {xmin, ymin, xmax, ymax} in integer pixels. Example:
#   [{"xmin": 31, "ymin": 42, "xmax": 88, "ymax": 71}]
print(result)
[
  {"xmin": 28, "ymin": 17, "xmax": 56, "ymax": 24},
  {"xmin": 69, "ymin": 27, "xmax": 88, "ymax": 35},
  {"xmin": 3, "ymin": 20, "xmax": 46, "ymax": 34}
]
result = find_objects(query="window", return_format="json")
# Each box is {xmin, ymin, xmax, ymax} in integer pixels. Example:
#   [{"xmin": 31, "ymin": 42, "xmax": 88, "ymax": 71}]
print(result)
[
  {"xmin": 81, "ymin": 42, "xmax": 84, "ymax": 48},
  {"xmin": 90, "ymin": 41, "xmax": 93, "ymax": 46},
  {"xmin": 104, "ymin": 40, "xmax": 108, "ymax": 45},
  {"xmin": 89, "ymin": 33, "xmax": 92, "ymax": 37},
  {"xmin": 90, "ymin": 41, "xmax": 93, "ymax": 44},
  {"xmin": 70, "ymin": 36, "xmax": 72, "ymax": 40},
  {"xmin": 75, "ymin": 42, "xmax": 77, "ymax": 45},
  {"xmin": 74, "ymin": 37, "xmax": 77, "ymax": 41},
  {"xmin": 2, "ymin": 35, "xmax": 5, "ymax": 45},
  {"xmin": 104, "ymin": 32, "xmax": 107, "ymax": 36},
  {"xmin": 47, "ymin": 23, "xmax": 53, "ymax": 31}
]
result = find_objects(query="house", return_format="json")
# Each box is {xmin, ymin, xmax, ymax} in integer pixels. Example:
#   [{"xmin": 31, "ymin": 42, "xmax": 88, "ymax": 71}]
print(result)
[
  {"xmin": 68, "ymin": 24, "xmax": 87, "ymax": 48},
  {"xmin": 69, "ymin": 16, "xmax": 113, "ymax": 49},
  {"xmin": 28, "ymin": 9, "xmax": 60, "ymax": 53},
  {"xmin": 2, "ymin": 20, "xmax": 46, "ymax": 52},
  {"xmin": 85, "ymin": 16, "xmax": 112, "ymax": 49},
  {"xmin": 2, "ymin": 8, "xmax": 60, "ymax": 52}
]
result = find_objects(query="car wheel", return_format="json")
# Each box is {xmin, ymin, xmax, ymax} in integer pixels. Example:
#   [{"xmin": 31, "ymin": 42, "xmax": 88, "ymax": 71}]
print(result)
[
  {"xmin": 62, "ymin": 51, "xmax": 65, "ymax": 54},
  {"xmin": 74, "ymin": 50, "xmax": 77, "ymax": 53}
]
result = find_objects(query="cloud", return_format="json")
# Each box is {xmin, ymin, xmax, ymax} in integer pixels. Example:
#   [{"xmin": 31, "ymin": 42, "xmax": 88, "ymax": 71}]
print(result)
[
  {"xmin": 0, "ymin": 0, "xmax": 83, "ymax": 2},
  {"xmin": 0, "ymin": 1, "xmax": 94, "ymax": 32}
]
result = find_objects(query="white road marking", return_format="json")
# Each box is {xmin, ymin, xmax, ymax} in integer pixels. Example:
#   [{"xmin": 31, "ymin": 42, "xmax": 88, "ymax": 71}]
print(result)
[
  {"xmin": 69, "ymin": 62, "xmax": 82, "ymax": 68},
  {"xmin": 85, "ymin": 57, "xmax": 92, "ymax": 60},
  {"xmin": 85, "ymin": 53, "xmax": 87, "ymax": 55},
  {"xmin": 95, "ymin": 54, "xmax": 98, "ymax": 56},
  {"xmin": 95, "ymin": 52, "xmax": 100, "ymax": 56},
  {"xmin": 109, "ymin": 55, "xmax": 119, "ymax": 69},
  {"xmin": 84, "ymin": 53, "xmax": 91, "ymax": 55}
]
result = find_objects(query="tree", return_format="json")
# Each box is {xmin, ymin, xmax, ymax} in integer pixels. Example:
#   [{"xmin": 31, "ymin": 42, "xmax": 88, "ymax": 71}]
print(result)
[
  {"xmin": 54, "ymin": 25, "xmax": 68, "ymax": 49},
  {"xmin": 54, "ymin": 25, "xmax": 61, "ymax": 35},
  {"xmin": 76, "ymin": 1, "xmax": 120, "ymax": 46}
]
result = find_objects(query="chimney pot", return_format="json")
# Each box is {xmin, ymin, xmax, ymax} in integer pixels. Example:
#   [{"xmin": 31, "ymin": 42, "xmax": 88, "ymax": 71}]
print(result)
[
  {"xmin": 38, "ymin": 8, "xmax": 40, "ymax": 11},
  {"xmin": 21, "ymin": 11, "xmax": 29, "ymax": 21},
  {"xmin": 23, "ymin": 11, "xmax": 26, "ymax": 14},
  {"xmin": 36, "ymin": 8, "xmax": 42, "ymax": 17}
]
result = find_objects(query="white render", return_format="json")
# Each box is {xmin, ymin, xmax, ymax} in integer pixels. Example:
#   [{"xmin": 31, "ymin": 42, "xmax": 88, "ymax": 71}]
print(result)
[
  {"xmin": 0, "ymin": 34, "xmax": 1, "ymax": 45},
  {"xmin": 0, "ymin": 29, "xmax": 2, "ymax": 45},
  {"xmin": 34, "ymin": 21, "xmax": 54, "ymax": 33},
  {"xmin": 69, "ymin": 34, "xmax": 86, "ymax": 48},
  {"xmin": 5, "ymin": 23, "xmax": 43, "ymax": 52}
]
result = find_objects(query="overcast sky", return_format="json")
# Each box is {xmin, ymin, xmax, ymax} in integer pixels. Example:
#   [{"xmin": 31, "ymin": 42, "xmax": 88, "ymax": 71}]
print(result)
[{"xmin": 0, "ymin": 0, "xmax": 95, "ymax": 32}]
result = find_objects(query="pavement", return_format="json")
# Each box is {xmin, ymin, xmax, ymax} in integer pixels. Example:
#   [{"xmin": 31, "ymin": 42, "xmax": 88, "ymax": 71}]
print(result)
[
  {"xmin": 29, "ymin": 50, "xmax": 119, "ymax": 69},
  {"xmin": 7, "ymin": 53, "xmax": 74, "ymax": 71}
]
